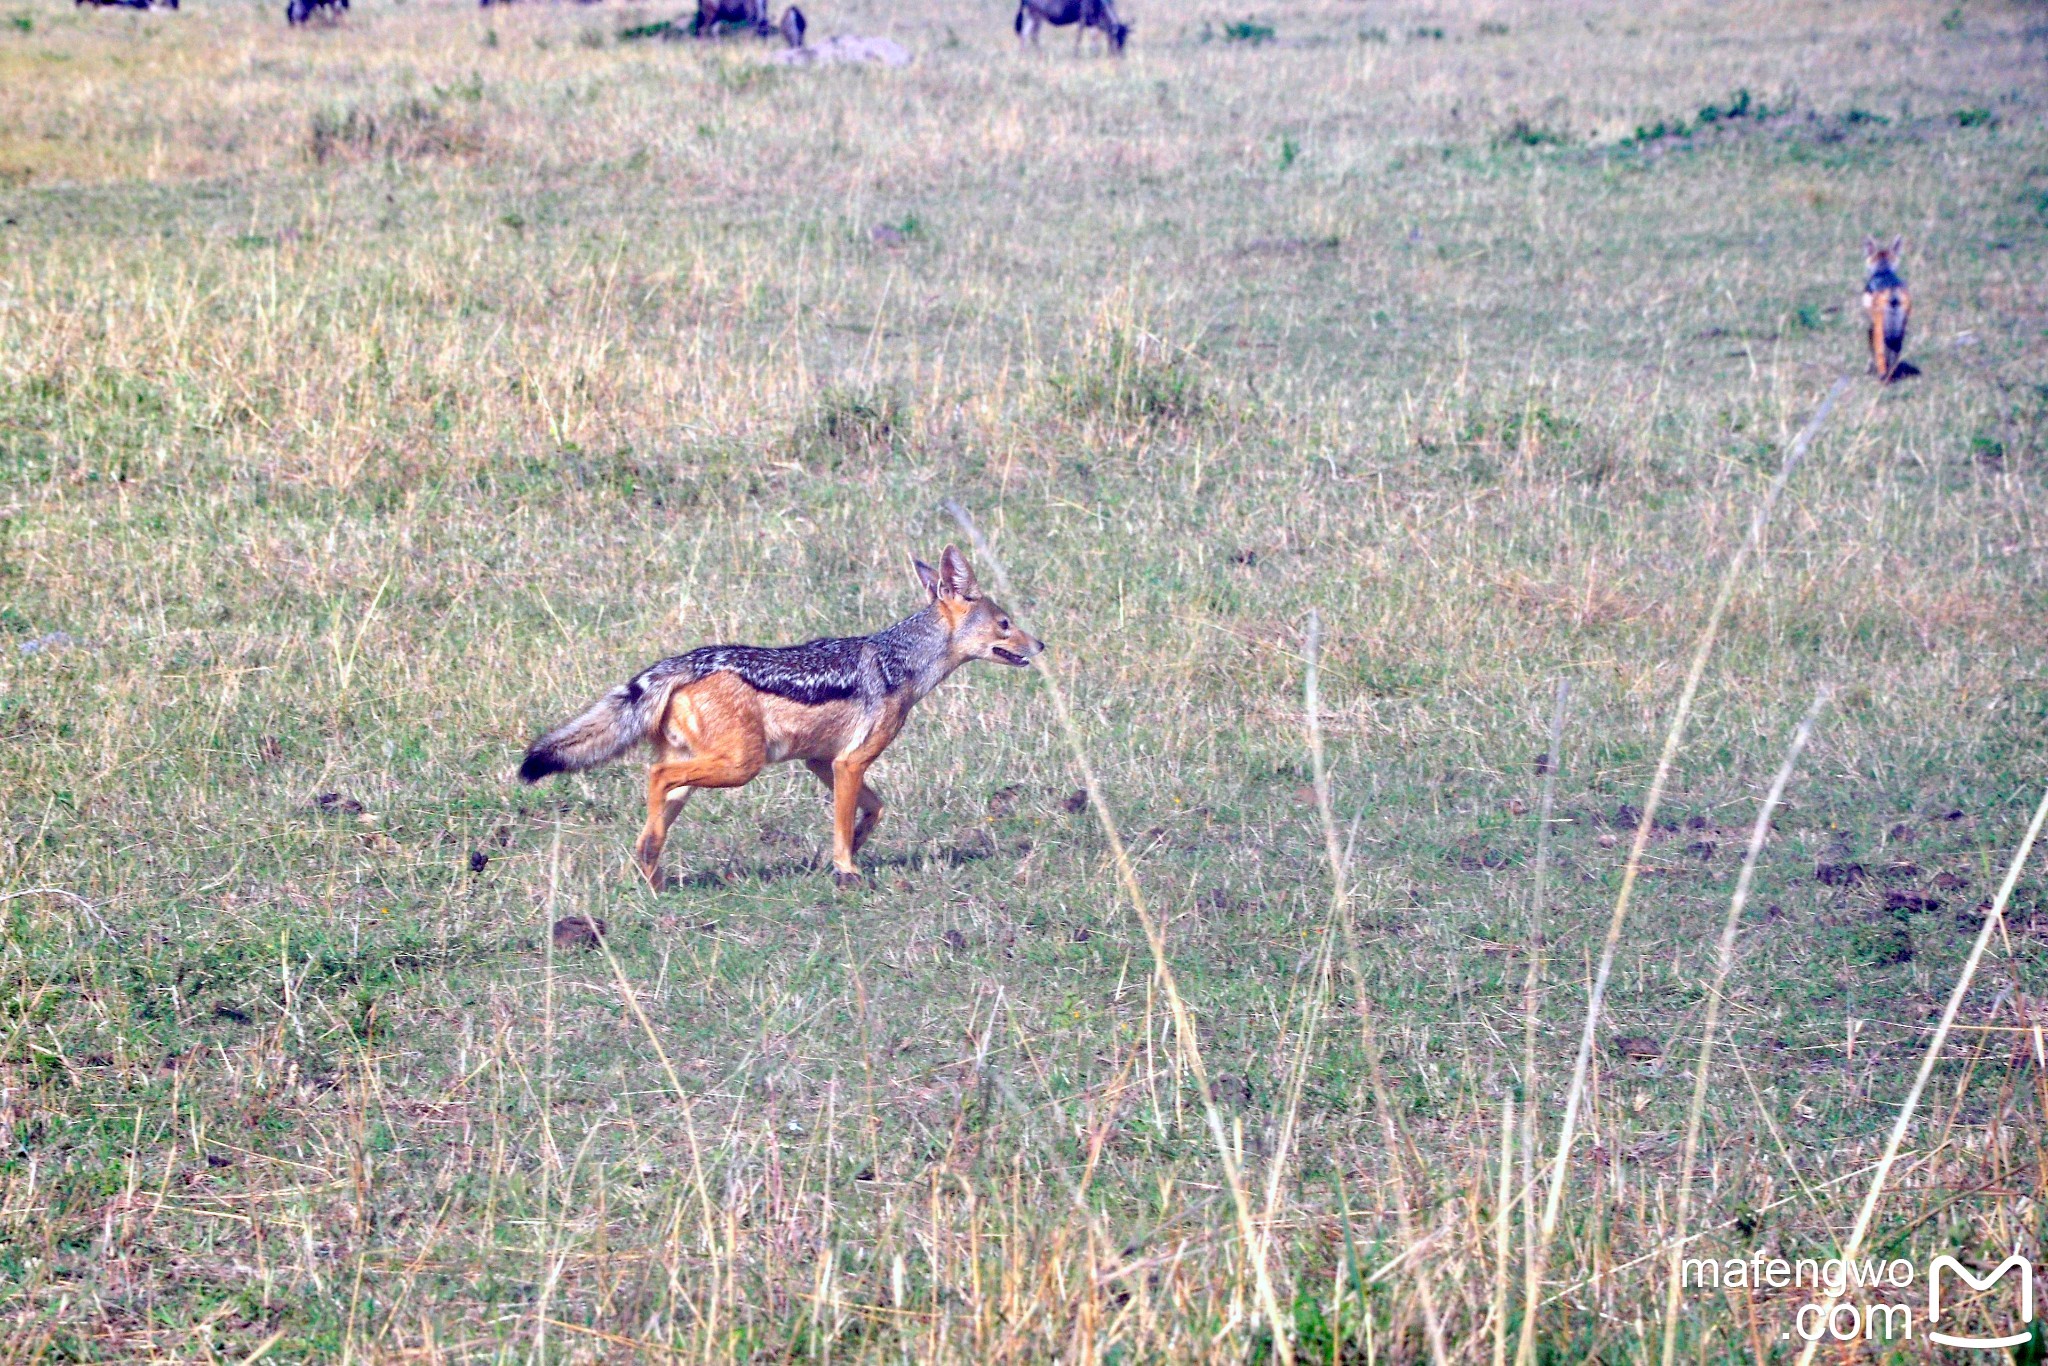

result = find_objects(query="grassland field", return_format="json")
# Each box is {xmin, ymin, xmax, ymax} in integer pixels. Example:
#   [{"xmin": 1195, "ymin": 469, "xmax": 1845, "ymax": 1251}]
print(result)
[{"xmin": 2, "ymin": 0, "xmax": 2047, "ymax": 1359}]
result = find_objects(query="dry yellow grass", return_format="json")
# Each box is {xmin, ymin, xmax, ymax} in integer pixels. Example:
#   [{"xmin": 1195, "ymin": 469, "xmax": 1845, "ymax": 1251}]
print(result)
[{"xmin": 2, "ymin": 0, "xmax": 2046, "ymax": 1359}]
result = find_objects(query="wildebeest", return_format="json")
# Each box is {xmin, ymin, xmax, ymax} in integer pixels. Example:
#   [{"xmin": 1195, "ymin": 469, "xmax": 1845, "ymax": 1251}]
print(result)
[
  {"xmin": 691, "ymin": 0, "xmax": 806, "ymax": 44},
  {"xmin": 1014, "ymin": 0, "xmax": 1127, "ymax": 53},
  {"xmin": 285, "ymin": 0, "xmax": 345, "ymax": 24}
]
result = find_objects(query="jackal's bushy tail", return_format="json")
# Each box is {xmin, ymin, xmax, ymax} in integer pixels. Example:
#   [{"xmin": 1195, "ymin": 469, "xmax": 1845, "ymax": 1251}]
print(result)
[
  {"xmin": 519, "ymin": 665, "xmax": 679, "ymax": 782},
  {"xmin": 1882, "ymin": 292, "xmax": 1909, "ymax": 353}
]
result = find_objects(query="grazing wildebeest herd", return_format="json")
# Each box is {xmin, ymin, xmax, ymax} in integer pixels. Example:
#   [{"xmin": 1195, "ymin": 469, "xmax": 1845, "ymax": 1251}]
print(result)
[{"xmin": 93, "ymin": 0, "xmax": 1126, "ymax": 57}]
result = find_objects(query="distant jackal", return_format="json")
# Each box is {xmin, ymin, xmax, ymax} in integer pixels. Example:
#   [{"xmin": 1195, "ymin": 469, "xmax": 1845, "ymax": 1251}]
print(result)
[
  {"xmin": 520, "ymin": 547, "xmax": 1044, "ymax": 889},
  {"xmin": 1862, "ymin": 235, "xmax": 1911, "ymax": 382}
]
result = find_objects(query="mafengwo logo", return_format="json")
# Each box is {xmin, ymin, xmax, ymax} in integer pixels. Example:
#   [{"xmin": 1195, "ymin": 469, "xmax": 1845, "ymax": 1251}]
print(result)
[
  {"xmin": 1928, "ymin": 1255, "xmax": 2033, "ymax": 1351},
  {"xmin": 1680, "ymin": 1252, "xmax": 2038, "ymax": 1346}
]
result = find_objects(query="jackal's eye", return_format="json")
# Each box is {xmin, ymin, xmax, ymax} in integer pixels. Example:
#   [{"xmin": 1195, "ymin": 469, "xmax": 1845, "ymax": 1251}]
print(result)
[{"xmin": 999, "ymin": 618, "xmax": 1012, "ymax": 631}]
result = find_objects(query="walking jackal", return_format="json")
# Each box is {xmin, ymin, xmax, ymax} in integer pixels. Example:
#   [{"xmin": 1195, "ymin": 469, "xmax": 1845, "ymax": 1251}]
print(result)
[{"xmin": 519, "ymin": 547, "xmax": 1044, "ymax": 889}]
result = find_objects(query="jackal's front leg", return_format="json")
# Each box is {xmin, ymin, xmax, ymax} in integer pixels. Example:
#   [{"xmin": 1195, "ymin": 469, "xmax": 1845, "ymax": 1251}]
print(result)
[
  {"xmin": 850, "ymin": 780, "xmax": 884, "ymax": 855},
  {"xmin": 829, "ymin": 759, "xmax": 872, "ymax": 885},
  {"xmin": 808, "ymin": 760, "xmax": 885, "ymax": 865}
]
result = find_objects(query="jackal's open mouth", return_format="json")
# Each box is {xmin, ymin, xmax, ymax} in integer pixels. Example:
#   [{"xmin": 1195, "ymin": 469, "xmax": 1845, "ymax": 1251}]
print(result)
[{"xmin": 991, "ymin": 647, "xmax": 1031, "ymax": 667}]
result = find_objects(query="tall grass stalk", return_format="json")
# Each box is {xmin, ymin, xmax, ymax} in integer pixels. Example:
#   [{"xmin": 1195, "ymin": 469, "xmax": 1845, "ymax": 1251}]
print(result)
[
  {"xmin": 1657, "ymin": 687, "xmax": 1826, "ymax": 1365},
  {"xmin": 1790, "ymin": 780, "xmax": 2048, "ymax": 1366},
  {"xmin": 1489, "ymin": 1092, "xmax": 1516, "ymax": 1366},
  {"xmin": 1302, "ymin": 609, "xmax": 1449, "ymax": 1366},
  {"xmin": 535, "ymin": 823, "xmax": 562, "ymax": 1365},
  {"xmin": 1523, "ymin": 376, "xmax": 1847, "ymax": 1363},
  {"xmin": 1510, "ymin": 678, "xmax": 1569, "ymax": 1366},
  {"xmin": 946, "ymin": 499, "xmax": 1294, "ymax": 1366}
]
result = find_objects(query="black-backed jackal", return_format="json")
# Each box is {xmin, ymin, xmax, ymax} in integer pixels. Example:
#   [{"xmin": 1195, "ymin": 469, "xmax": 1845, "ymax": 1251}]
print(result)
[
  {"xmin": 520, "ymin": 547, "xmax": 1044, "ymax": 889},
  {"xmin": 1863, "ymin": 235, "xmax": 1911, "ymax": 382}
]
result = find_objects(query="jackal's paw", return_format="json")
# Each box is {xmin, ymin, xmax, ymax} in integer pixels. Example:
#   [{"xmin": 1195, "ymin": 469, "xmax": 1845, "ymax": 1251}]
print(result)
[
  {"xmin": 637, "ymin": 862, "xmax": 669, "ymax": 893},
  {"xmin": 832, "ymin": 868, "xmax": 865, "ymax": 890}
]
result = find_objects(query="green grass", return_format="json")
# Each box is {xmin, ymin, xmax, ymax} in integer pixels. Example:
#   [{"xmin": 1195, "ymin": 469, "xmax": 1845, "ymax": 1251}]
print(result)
[{"xmin": 2, "ymin": 0, "xmax": 2045, "ymax": 1359}]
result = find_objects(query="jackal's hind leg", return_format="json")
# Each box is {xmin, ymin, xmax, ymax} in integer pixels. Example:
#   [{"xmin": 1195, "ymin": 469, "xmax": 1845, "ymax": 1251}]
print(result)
[
  {"xmin": 636, "ymin": 747, "xmax": 762, "ymax": 888},
  {"xmin": 636, "ymin": 779, "xmax": 694, "ymax": 891}
]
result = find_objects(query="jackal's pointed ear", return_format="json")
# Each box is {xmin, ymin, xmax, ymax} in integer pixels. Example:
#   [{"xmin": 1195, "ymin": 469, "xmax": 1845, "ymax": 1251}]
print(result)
[
  {"xmin": 913, "ymin": 556, "xmax": 941, "ymax": 603},
  {"xmin": 938, "ymin": 544, "xmax": 980, "ymax": 600},
  {"xmin": 1864, "ymin": 234, "xmax": 1879, "ymax": 257},
  {"xmin": 1888, "ymin": 235, "xmax": 1904, "ymax": 260}
]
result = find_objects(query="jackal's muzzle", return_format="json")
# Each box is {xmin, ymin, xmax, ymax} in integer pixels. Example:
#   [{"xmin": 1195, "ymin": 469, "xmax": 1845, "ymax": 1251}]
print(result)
[{"xmin": 990, "ymin": 635, "xmax": 1044, "ymax": 667}]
